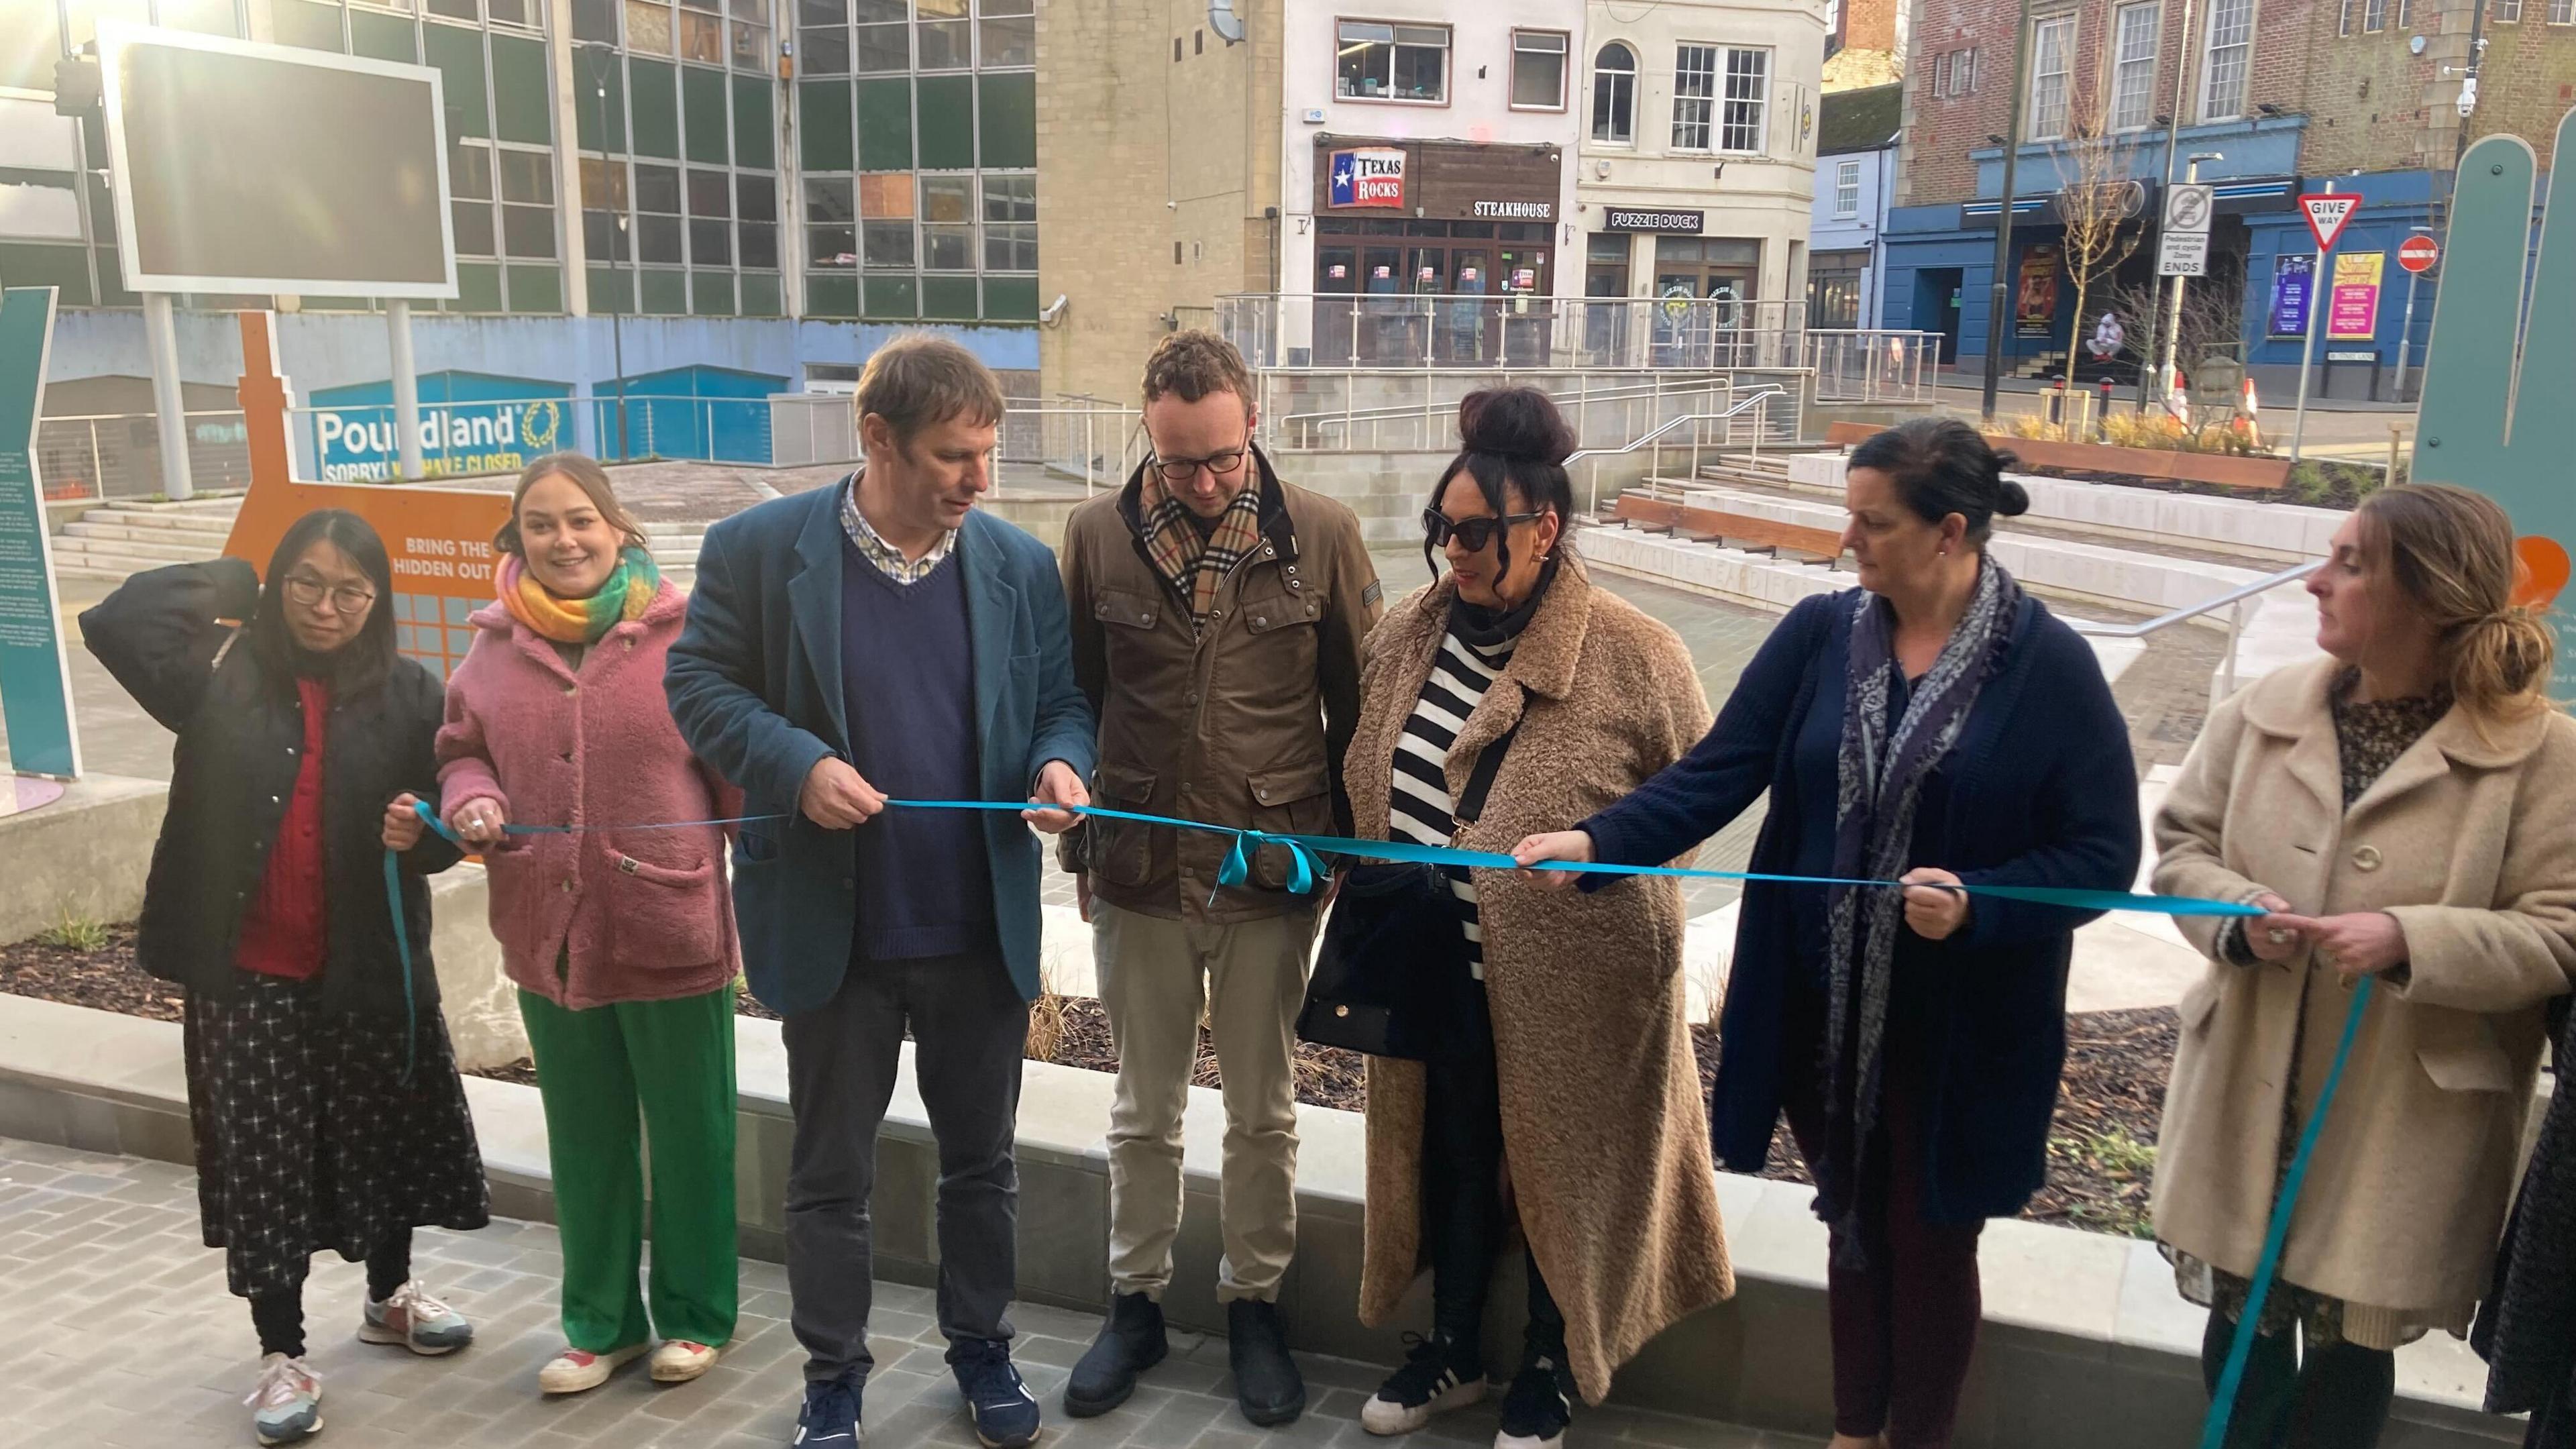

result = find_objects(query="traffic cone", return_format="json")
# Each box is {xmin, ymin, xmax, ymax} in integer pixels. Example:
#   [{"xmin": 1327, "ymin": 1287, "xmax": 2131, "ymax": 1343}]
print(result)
[{"xmin": 2239, "ymin": 376, "xmax": 2263, "ymax": 451}]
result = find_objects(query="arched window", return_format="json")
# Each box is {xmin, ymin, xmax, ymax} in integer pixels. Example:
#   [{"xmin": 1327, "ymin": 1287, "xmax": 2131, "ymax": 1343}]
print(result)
[{"xmin": 1592, "ymin": 43, "xmax": 1636, "ymax": 144}]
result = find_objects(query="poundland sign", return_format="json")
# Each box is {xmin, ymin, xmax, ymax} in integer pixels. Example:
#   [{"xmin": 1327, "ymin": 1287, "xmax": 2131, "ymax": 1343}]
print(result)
[{"xmin": 308, "ymin": 376, "xmax": 572, "ymax": 482}]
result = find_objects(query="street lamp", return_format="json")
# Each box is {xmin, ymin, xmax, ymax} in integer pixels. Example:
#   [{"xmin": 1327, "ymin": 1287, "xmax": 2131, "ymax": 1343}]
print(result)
[
  {"xmin": 1980, "ymin": 0, "xmax": 2035, "ymax": 424},
  {"xmin": 582, "ymin": 48, "xmax": 631, "ymax": 464}
]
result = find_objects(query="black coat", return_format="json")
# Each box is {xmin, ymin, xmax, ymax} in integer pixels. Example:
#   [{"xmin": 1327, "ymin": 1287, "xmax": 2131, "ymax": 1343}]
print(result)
[
  {"xmin": 2475, "ymin": 999, "xmax": 2576, "ymax": 1449},
  {"xmin": 82, "ymin": 559, "xmax": 461, "ymax": 1018},
  {"xmin": 1579, "ymin": 588, "xmax": 2143, "ymax": 1224}
]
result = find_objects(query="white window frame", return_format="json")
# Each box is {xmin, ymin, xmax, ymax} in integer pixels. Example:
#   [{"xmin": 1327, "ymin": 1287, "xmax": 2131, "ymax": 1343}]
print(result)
[
  {"xmin": 1672, "ymin": 43, "xmax": 1717, "ymax": 150},
  {"xmin": 2110, "ymin": 1, "xmax": 2160, "ymax": 129},
  {"xmin": 2337, "ymin": 0, "xmax": 2355, "ymax": 34},
  {"xmin": 1718, "ymin": 46, "xmax": 1770, "ymax": 154},
  {"xmin": 1509, "ymin": 29, "xmax": 1569, "ymax": 111},
  {"xmin": 2494, "ymin": 0, "xmax": 2520, "ymax": 20},
  {"xmin": 2551, "ymin": 0, "xmax": 2571, "ymax": 23},
  {"xmin": 1960, "ymin": 47, "xmax": 1977, "ymax": 93},
  {"xmin": 1834, "ymin": 158, "xmax": 1861, "ymax": 217},
  {"xmin": 2200, "ymin": 0, "xmax": 2255, "ymax": 121},
  {"xmin": 2027, "ymin": 15, "xmax": 2074, "ymax": 142},
  {"xmin": 1335, "ymin": 18, "xmax": 1451, "ymax": 105},
  {"xmin": 2363, "ymin": 0, "xmax": 2385, "ymax": 31},
  {"xmin": 1935, "ymin": 50, "xmax": 1952, "ymax": 97},
  {"xmin": 1591, "ymin": 42, "xmax": 1636, "ymax": 144}
]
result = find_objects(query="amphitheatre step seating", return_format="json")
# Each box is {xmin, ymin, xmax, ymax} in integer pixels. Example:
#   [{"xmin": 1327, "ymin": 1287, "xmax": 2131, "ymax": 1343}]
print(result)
[
  {"xmin": 1819, "ymin": 420, "xmax": 2294, "ymax": 492},
  {"xmin": 1587, "ymin": 471, "xmax": 2332, "ymax": 701}
]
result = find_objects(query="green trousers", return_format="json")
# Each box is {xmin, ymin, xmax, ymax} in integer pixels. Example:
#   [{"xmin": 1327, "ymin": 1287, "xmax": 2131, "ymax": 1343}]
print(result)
[{"xmin": 519, "ymin": 984, "xmax": 739, "ymax": 1352}]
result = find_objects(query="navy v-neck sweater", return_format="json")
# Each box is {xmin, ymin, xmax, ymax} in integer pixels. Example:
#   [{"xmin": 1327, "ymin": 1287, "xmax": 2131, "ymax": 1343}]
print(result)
[{"xmin": 840, "ymin": 537, "xmax": 996, "ymax": 963}]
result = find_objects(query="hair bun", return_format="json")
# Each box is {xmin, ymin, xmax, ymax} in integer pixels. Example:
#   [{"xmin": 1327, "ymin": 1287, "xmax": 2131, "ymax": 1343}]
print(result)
[
  {"xmin": 1458, "ymin": 387, "xmax": 1576, "ymax": 467},
  {"xmin": 1994, "ymin": 478, "xmax": 2032, "ymax": 517}
]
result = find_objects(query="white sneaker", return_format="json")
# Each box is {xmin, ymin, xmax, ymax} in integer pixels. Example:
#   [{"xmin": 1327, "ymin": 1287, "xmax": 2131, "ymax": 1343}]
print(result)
[
  {"xmin": 358, "ymin": 1280, "xmax": 474, "ymax": 1356},
  {"xmin": 1361, "ymin": 1335, "xmax": 1487, "ymax": 1436},
  {"xmin": 245, "ymin": 1354, "xmax": 324, "ymax": 1445},
  {"xmin": 650, "ymin": 1339, "xmax": 721, "ymax": 1383},
  {"xmin": 538, "ymin": 1343, "xmax": 649, "ymax": 1395}
]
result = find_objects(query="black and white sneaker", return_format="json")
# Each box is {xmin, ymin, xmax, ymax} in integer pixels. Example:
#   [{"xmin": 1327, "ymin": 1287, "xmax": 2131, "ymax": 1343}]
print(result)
[
  {"xmin": 1493, "ymin": 1353, "xmax": 1574, "ymax": 1449},
  {"xmin": 949, "ymin": 1338, "xmax": 1042, "ymax": 1449},
  {"xmin": 1360, "ymin": 1333, "xmax": 1487, "ymax": 1436}
]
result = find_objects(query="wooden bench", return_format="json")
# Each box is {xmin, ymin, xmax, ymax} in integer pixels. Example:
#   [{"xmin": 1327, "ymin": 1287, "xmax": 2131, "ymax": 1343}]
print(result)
[
  {"xmin": 1820, "ymin": 421, "xmax": 2291, "ymax": 492},
  {"xmin": 1613, "ymin": 494, "xmax": 1845, "ymax": 564}
]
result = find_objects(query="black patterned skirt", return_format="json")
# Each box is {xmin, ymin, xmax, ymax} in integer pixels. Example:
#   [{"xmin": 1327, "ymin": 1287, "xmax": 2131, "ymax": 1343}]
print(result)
[{"xmin": 183, "ymin": 972, "xmax": 492, "ymax": 1298}]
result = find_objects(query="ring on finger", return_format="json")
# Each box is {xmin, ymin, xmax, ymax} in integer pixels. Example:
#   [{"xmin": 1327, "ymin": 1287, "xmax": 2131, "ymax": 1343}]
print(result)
[{"xmin": 2265, "ymin": 927, "xmax": 2293, "ymax": 946}]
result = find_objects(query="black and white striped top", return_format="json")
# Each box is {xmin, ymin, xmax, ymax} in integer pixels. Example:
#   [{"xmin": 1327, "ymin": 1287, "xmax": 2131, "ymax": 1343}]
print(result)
[{"xmin": 1389, "ymin": 629, "xmax": 1517, "ymax": 981}]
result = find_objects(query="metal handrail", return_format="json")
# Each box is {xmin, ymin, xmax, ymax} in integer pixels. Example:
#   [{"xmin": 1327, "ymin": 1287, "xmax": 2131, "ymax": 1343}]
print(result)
[
  {"xmin": 1566, "ymin": 388, "xmax": 1787, "ymax": 515},
  {"xmin": 2065, "ymin": 557, "xmax": 2322, "ymax": 698},
  {"xmin": 2061, "ymin": 559, "xmax": 2322, "ymax": 639}
]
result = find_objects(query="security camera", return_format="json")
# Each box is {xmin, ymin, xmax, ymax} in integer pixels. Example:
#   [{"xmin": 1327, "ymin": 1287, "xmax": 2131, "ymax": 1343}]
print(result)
[{"xmin": 2457, "ymin": 75, "xmax": 2478, "ymax": 119}]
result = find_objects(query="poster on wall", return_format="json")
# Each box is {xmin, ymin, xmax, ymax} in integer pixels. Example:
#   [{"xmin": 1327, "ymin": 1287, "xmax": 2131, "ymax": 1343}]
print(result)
[
  {"xmin": 2269, "ymin": 254, "xmax": 2315, "ymax": 338},
  {"xmin": 1328, "ymin": 148, "xmax": 1405, "ymax": 209},
  {"xmin": 0, "ymin": 286, "xmax": 79, "ymax": 779},
  {"xmin": 2015, "ymin": 246, "xmax": 2060, "ymax": 339},
  {"xmin": 2326, "ymin": 252, "xmax": 2385, "ymax": 341}
]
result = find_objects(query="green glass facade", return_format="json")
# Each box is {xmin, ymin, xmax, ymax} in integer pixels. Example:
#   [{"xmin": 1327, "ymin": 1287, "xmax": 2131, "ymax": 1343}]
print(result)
[{"xmin": 0, "ymin": 0, "xmax": 1038, "ymax": 326}]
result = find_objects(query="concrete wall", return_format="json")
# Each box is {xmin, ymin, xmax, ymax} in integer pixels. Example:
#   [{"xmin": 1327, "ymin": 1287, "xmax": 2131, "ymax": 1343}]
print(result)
[
  {"xmin": 0, "ymin": 775, "xmax": 167, "ymax": 947},
  {"xmin": 1034, "ymin": 0, "xmax": 1287, "ymax": 407}
]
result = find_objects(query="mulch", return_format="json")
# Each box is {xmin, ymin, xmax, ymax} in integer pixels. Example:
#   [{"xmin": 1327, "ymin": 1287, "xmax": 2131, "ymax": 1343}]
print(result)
[{"xmin": 0, "ymin": 928, "xmax": 2187, "ymax": 1239}]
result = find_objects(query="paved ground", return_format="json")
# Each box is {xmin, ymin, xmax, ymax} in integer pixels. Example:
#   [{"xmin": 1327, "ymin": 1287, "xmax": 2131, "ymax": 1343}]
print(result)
[{"xmin": 0, "ymin": 1135, "xmax": 1819, "ymax": 1449}]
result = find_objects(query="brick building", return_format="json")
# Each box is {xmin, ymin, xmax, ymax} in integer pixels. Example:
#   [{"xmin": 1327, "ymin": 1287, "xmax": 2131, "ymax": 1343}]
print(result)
[
  {"xmin": 1823, "ymin": 0, "xmax": 1904, "ymax": 90},
  {"xmin": 1878, "ymin": 0, "xmax": 2566, "ymax": 398}
]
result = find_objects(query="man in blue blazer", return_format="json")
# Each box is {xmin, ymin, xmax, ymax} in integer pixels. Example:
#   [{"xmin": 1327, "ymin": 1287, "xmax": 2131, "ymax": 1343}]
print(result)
[{"xmin": 665, "ymin": 334, "xmax": 1095, "ymax": 1449}]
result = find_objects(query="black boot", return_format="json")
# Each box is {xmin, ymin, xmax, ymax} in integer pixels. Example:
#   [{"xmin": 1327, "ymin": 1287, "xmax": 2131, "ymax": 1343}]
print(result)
[
  {"xmin": 1065, "ymin": 1292, "xmax": 1167, "ymax": 1417},
  {"xmin": 1226, "ymin": 1298, "xmax": 1307, "ymax": 1428}
]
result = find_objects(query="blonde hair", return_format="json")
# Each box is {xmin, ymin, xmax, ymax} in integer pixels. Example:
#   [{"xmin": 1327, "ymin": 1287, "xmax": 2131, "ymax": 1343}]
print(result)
[
  {"xmin": 857, "ymin": 332, "xmax": 1005, "ymax": 447},
  {"xmin": 494, "ymin": 451, "xmax": 649, "ymax": 557},
  {"xmin": 1140, "ymin": 329, "xmax": 1254, "ymax": 411},
  {"xmin": 2355, "ymin": 483, "xmax": 2555, "ymax": 724}
]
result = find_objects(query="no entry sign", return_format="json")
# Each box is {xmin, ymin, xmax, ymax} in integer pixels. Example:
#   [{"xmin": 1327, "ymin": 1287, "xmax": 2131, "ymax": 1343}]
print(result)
[{"xmin": 2398, "ymin": 235, "xmax": 2440, "ymax": 273}]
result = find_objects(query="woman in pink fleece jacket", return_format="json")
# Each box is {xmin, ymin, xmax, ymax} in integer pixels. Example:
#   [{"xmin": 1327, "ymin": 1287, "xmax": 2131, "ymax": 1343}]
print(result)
[{"xmin": 435, "ymin": 452, "xmax": 741, "ymax": 1397}]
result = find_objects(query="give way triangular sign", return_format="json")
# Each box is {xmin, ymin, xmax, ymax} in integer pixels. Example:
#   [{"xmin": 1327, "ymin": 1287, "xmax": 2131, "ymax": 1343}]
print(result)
[{"xmin": 2301, "ymin": 194, "xmax": 2359, "ymax": 252}]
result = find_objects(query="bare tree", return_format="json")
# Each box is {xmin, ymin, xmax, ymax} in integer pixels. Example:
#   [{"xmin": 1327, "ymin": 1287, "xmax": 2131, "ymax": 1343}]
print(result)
[
  {"xmin": 2043, "ymin": 103, "xmax": 2147, "ymax": 397},
  {"xmin": 2104, "ymin": 271, "xmax": 2246, "ymax": 401}
]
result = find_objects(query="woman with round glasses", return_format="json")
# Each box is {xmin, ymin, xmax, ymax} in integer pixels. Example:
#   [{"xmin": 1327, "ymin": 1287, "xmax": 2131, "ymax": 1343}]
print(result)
[
  {"xmin": 1341, "ymin": 388, "xmax": 1732, "ymax": 1449},
  {"xmin": 82, "ymin": 511, "xmax": 490, "ymax": 1446}
]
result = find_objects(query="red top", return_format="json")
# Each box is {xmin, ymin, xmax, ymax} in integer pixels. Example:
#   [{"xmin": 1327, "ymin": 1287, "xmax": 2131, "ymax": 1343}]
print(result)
[{"xmin": 235, "ymin": 677, "xmax": 330, "ymax": 981}]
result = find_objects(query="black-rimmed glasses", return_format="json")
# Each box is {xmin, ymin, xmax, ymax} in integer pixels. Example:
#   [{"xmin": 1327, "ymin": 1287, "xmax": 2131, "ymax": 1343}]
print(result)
[
  {"xmin": 283, "ymin": 573, "xmax": 376, "ymax": 615},
  {"xmin": 1148, "ymin": 449, "xmax": 1249, "ymax": 484}
]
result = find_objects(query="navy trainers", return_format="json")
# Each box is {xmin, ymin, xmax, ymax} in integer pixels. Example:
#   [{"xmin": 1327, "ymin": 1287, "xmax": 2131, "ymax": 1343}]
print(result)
[
  {"xmin": 949, "ymin": 1338, "xmax": 1042, "ymax": 1449},
  {"xmin": 794, "ymin": 1376, "xmax": 863, "ymax": 1448}
]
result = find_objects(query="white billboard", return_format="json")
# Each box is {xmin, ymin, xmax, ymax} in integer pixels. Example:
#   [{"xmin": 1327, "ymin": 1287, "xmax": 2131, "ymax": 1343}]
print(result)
[{"xmin": 97, "ymin": 22, "xmax": 458, "ymax": 299}]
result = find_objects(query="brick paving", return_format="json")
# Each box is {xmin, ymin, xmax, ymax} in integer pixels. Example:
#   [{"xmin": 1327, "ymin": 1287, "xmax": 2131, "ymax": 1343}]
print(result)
[{"xmin": 0, "ymin": 1135, "xmax": 1816, "ymax": 1449}]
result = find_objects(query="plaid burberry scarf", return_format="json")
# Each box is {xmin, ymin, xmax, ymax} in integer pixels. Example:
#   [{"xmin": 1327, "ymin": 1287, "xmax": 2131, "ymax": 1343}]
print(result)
[{"xmin": 1138, "ymin": 469, "xmax": 1264, "ymax": 631}]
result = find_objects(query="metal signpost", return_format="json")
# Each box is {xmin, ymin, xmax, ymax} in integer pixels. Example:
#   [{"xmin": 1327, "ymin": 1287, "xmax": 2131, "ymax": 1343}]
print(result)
[
  {"xmin": 2393, "ymin": 231, "xmax": 2438, "ymax": 400},
  {"xmin": 2158, "ymin": 162, "xmax": 2220, "ymax": 412},
  {"xmin": 2290, "ymin": 187, "xmax": 2357, "ymax": 463}
]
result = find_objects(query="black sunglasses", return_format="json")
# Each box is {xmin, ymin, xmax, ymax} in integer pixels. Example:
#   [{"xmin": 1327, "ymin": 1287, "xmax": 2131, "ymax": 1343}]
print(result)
[{"xmin": 1423, "ymin": 509, "xmax": 1544, "ymax": 552}]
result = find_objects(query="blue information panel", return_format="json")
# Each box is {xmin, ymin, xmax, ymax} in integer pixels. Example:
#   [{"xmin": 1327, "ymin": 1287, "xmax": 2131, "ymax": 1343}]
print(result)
[{"xmin": 0, "ymin": 287, "xmax": 79, "ymax": 779}]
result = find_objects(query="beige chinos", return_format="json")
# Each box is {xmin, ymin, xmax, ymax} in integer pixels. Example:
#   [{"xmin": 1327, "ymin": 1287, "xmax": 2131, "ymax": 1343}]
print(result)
[{"xmin": 1091, "ymin": 900, "xmax": 1318, "ymax": 1303}]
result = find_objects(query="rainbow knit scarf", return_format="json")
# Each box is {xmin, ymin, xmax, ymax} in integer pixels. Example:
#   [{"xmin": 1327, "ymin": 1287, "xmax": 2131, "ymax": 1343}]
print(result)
[{"xmin": 500, "ymin": 547, "xmax": 660, "ymax": 644}]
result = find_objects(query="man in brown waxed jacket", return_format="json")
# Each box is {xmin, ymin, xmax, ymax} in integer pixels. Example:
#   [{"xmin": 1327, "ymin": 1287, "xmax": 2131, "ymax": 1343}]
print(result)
[{"xmin": 1055, "ymin": 330, "xmax": 1380, "ymax": 1430}]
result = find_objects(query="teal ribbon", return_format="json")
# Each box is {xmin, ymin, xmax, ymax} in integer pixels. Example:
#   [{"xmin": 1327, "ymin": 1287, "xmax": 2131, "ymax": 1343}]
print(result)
[
  {"xmin": 384, "ymin": 795, "xmax": 2255, "ymax": 1091},
  {"xmin": 2199, "ymin": 977, "xmax": 2376, "ymax": 1449},
  {"xmin": 381, "ymin": 847, "xmax": 417, "ymax": 1086}
]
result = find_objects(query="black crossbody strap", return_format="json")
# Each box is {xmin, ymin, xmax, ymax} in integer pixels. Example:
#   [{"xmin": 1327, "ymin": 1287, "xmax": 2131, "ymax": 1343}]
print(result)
[{"xmin": 1452, "ymin": 719, "xmax": 1522, "ymax": 828}]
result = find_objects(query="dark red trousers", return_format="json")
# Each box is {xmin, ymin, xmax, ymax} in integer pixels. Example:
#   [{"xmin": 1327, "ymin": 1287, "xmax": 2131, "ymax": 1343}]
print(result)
[{"xmin": 1777, "ymin": 989, "xmax": 1986, "ymax": 1449}]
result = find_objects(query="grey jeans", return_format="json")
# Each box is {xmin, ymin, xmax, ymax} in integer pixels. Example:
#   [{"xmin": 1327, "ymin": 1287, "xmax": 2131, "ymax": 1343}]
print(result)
[{"xmin": 780, "ymin": 950, "xmax": 1029, "ymax": 1385}]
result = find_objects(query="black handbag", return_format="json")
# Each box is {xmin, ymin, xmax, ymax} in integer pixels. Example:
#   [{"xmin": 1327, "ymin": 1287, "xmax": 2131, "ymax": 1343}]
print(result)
[{"xmin": 1296, "ymin": 724, "xmax": 1517, "ymax": 1060}]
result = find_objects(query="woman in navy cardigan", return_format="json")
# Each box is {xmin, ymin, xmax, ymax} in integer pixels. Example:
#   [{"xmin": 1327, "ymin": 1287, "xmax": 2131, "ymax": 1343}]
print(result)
[{"xmin": 1517, "ymin": 418, "xmax": 2141, "ymax": 1449}]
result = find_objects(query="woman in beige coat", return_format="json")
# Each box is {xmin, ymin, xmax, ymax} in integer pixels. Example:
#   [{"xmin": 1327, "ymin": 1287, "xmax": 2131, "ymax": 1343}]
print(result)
[
  {"xmin": 1344, "ymin": 388, "xmax": 1731, "ymax": 1449},
  {"xmin": 2153, "ymin": 483, "xmax": 2576, "ymax": 1448}
]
